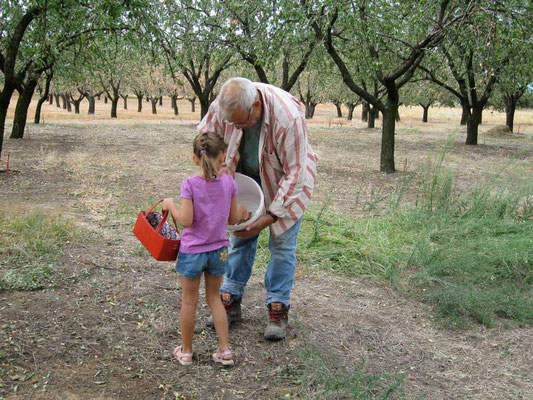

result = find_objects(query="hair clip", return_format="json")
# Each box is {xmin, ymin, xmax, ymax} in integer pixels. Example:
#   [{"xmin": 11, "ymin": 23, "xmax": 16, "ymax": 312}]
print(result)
[{"xmin": 200, "ymin": 149, "xmax": 206, "ymax": 155}]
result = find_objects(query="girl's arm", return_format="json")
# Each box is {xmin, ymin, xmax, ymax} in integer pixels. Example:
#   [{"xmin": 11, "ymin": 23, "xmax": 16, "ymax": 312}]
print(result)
[
  {"xmin": 162, "ymin": 198, "xmax": 193, "ymax": 227},
  {"xmin": 228, "ymin": 196, "xmax": 250, "ymax": 225}
]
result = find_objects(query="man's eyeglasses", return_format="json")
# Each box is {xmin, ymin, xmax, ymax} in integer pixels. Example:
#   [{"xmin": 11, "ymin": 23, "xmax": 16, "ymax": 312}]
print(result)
[{"xmin": 226, "ymin": 106, "xmax": 252, "ymax": 129}]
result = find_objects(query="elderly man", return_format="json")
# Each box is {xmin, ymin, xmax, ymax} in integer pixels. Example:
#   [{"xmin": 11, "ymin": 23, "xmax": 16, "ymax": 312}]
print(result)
[{"xmin": 198, "ymin": 77, "xmax": 317, "ymax": 340}]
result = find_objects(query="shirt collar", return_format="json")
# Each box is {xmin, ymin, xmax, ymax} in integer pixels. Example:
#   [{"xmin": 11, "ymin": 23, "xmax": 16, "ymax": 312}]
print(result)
[{"xmin": 254, "ymin": 83, "xmax": 270, "ymax": 128}]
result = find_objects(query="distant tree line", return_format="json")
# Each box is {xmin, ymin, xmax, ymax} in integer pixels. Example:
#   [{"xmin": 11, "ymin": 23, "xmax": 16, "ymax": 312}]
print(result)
[{"xmin": 1, "ymin": 0, "xmax": 531, "ymax": 172}]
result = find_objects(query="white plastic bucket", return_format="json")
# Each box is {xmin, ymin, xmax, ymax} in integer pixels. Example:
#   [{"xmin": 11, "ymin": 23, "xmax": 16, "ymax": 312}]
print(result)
[{"xmin": 227, "ymin": 173, "xmax": 265, "ymax": 232}]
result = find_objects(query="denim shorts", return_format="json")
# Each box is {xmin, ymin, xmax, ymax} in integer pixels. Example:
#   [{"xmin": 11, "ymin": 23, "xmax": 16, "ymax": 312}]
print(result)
[{"xmin": 176, "ymin": 247, "xmax": 229, "ymax": 279}]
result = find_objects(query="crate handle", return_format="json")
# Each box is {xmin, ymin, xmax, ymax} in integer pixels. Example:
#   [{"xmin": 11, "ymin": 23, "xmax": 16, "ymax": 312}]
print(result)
[{"xmin": 145, "ymin": 199, "xmax": 180, "ymax": 234}]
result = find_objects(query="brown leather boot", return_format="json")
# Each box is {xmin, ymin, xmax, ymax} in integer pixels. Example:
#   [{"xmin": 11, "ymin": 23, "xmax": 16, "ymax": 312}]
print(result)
[
  {"xmin": 207, "ymin": 292, "xmax": 242, "ymax": 327},
  {"xmin": 264, "ymin": 302, "xmax": 289, "ymax": 341}
]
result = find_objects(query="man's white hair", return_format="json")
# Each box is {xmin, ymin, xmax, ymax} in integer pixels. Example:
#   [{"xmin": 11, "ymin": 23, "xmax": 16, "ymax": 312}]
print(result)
[{"xmin": 218, "ymin": 77, "xmax": 257, "ymax": 120}]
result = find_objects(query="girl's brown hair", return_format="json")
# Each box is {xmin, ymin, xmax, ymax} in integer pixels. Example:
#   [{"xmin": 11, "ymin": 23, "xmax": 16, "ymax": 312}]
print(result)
[{"xmin": 193, "ymin": 132, "xmax": 227, "ymax": 180}]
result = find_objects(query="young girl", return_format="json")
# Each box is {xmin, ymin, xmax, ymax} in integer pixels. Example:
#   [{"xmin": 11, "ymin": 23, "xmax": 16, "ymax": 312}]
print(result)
[{"xmin": 162, "ymin": 131, "xmax": 248, "ymax": 366}]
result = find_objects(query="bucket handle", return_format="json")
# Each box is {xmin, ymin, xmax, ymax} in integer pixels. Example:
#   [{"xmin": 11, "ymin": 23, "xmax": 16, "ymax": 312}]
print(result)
[{"xmin": 145, "ymin": 199, "xmax": 180, "ymax": 234}]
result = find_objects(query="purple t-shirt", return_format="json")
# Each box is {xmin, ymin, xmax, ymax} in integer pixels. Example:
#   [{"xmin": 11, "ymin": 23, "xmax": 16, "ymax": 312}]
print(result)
[{"xmin": 179, "ymin": 174, "xmax": 237, "ymax": 254}]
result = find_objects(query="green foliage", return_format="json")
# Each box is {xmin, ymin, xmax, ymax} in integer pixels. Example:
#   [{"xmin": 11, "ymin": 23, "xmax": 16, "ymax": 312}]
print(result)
[
  {"xmin": 292, "ymin": 345, "xmax": 406, "ymax": 399},
  {"xmin": 0, "ymin": 213, "xmax": 75, "ymax": 291},
  {"xmin": 421, "ymin": 0, "xmax": 532, "ymax": 120},
  {"xmin": 273, "ymin": 152, "xmax": 533, "ymax": 328}
]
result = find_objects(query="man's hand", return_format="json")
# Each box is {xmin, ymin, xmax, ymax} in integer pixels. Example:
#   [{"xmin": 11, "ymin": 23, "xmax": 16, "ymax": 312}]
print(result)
[{"xmin": 232, "ymin": 214, "xmax": 276, "ymax": 238}]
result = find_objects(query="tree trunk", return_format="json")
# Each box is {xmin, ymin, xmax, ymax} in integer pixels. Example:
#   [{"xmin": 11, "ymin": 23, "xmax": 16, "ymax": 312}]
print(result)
[
  {"xmin": 460, "ymin": 103, "xmax": 469, "ymax": 125},
  {"xmin": 146, "ymin": 96, "xmax": 149, "ymax": 102},
  {"xmin": 136, "ymin": 95, "xmax": 143, "ymax": 112},
  {"xmin": 87, "ymin": 96, "xmax": 96, "ymax": 115},
  {"xmin": 347, "ymin": 103, "xmax": 355, "ymax": 121},
  {"xmin": 171, "ymin": 95, "xmax": 179, "ymax": 116},
  {"xmin": 380, "ymin": 107, "xmax": 396, "ymax": 173},
  {"xmin": 189, "ymin": 98, "xmax": 196, "ymax": 113},
  {"xmin": 66, "ymin": 95, "xmax": 72, "ymax": 112},
  {"xmin": 54, "ymin": 93, "xmax": 60, "ymax": 107},
  {"xmin": 111, "ymin": 98, "xmax": 118, "ymax": 118},
  {"xmin": 72, "ymin": 100, "xmax": 81, "ymax": 114},
  {"xmin": 505, "ymin": 95, "xmax": 516, "ymax": 132},
  {"xmin": 122, "ymin": 95, "xmax": 128, "ymax": 110},
  {"xmin": 334, "ymin": 101, "xmax": 342, "ymax": 118},
  {"xmin": 11, "ymin": 81, "xmax": 37, "ymax": 139},
  {"xmin": 465, "ymin": 105, "xmax": 482, "ymax": 145},
  {"xmin": 151, "ymin": 98, "xmax": 158, "ymax": 114},
  {"xmin": 368, "ymin": 106, "xmax": 378, "ymax": 128},
  {"xmin": 62, "ymin": 94, "xmax": 68, "ymax": 109},
  {"xmin": 0, "ymin": 84, "xmax": 16, "ymax": 155},
  {"xmin": 420, "ymin": 104, "xmax": 430, "ymax": 123},
  {"xmin": 199, "ymin": 96, "xmax": 209, "ymax": 119},
  {"xmin": 395, "ymin": 108, "xmax": 400, "ymax": 122},
  {"xmin": 35, "ymin": 71, "xmax": 53, "ymax": 124},
  {"xmin": 34, "ymin": 95, "xmax": 46, "ymax": 124},
  {"xmin": 104, "ymin": 96, "xmax": 108, "ymax": 104},
  {"xmin": 362, "ymin": 102, "xmax": 369, "ymax": 121},
  {"xmin": 304, "ymin": 102, "xmax": 316, "ymax": 119},
  {"xmin": 49, "ymin": 94, "xmax": 53, "ymax": 104},
  {"xmin": 159, "ymin": 96, "xmax": 163, "ymax": 106}
]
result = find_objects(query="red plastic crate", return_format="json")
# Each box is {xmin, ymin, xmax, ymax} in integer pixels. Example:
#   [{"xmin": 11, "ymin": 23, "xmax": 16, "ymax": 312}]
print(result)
[{"xmin": 133, "ymin": 200, "xmax": 180, "ymax": 261}]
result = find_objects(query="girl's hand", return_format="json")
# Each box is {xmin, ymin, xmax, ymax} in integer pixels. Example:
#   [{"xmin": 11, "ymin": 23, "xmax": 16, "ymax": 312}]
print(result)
[
  {"xmin": 236, "ymin": 205, "xmax": 251, "ymax": 223},
  {"xmin": 162, "ymin": 198, "xmax": 174, "ymax": 212}
]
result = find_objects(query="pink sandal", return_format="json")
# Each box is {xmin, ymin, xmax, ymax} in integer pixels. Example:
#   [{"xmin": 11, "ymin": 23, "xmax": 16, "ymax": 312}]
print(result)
[
  {"xmin": 173, "ymin": 346, "xmax": 193, "ymax": 366},
  {"xmin": 212, "ymin": 348, "xmax": 234, "ymax": 366}
]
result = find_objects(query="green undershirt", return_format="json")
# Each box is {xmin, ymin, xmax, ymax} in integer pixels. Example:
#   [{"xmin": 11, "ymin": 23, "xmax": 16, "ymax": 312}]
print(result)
[{"xmin": 237, "ymin": 118, "xmax": 262, "ymax": 179}]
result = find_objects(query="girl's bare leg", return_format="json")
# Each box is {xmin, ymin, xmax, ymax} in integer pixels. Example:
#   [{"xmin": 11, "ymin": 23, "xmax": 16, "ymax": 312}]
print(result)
[
  {"xmin": 205, "ymin": 274, "xmax": 231, "ymax": 357},
  {"xmin": 179, "ymin": 276, "xmax": 201, "ymax": 361}
]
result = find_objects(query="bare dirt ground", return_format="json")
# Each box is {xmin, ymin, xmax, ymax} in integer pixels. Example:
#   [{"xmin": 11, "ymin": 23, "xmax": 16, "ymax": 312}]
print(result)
[{"xmin": 1, "ymin": 97, "xmax": 532, "ymax": 399}]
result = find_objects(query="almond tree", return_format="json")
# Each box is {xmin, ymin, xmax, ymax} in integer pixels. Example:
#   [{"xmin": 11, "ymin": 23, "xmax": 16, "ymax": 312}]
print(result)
[
  {"xmin": 34, "ymin": 68, "xmax": 53, "ymax": 123},
  {"xmin": 158, "ymin": 0, "xmax": 235, "ymax": 118},
  {"xmin": 221, "ymin": 0, "xmax": 317, "ymax": 91},
  {"xmin": 127, "ymin": 53, "xmax": 152, "ymax": 113},
  {"xmin": 421, "ymin": 0, "xmax": 531, "ymax": 144},
  {"xmin": 402, "ymin": 78, "xmax": 455, "ymax": 123},
  {"xmin": 305, "ymin": 0, "xmax": 474, "ymax": 173},
  {"xmin": 92, "ymin": 34, "xmax": 137, "ymax": 118},
  {"xmin": 492, "ymin": 49, "xmax": 532, "ymax": 132},
  {"xmin": 0, "ymin": 1, "xmax": 144, "ymax": 155}
]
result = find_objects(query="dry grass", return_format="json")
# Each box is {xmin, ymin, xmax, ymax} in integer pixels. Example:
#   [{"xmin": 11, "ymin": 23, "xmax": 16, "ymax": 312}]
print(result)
[{"xmin": 1, "ymin": 96, "xmax": 532, "ymax": 399}]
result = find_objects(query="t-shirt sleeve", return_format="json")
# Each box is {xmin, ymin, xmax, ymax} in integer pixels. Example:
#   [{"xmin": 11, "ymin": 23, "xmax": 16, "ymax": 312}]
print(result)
[
  {"xmin": 180, "ymin": 179, "xmax": 193, "ymax": 200},
  {"xmin": 229, "ymin": 175, "xmax": 237, "ymax": 198}
]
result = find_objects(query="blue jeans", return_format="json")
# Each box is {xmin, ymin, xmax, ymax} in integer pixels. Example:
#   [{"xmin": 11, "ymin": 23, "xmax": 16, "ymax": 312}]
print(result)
[
  {"xmin": 176, "ymin": 247, "xmax": 228, "ymax": 279},
  {"xmin": 220, "ymin": 218, "xmax": 302, "ymax": 307}
]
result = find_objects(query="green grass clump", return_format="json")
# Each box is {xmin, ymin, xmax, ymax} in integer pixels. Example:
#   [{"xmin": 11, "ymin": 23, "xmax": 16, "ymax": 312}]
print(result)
[
  {"xmin": 290, "ymin": 346, "xmax": 406, "ymax": 399},
  {"xmin": 0, "ymin": 213, "xmax": 75, "ymax": 291},
  {"xmin": 280, "ymin": 146, "xmax": 533, "ymax": 328}
]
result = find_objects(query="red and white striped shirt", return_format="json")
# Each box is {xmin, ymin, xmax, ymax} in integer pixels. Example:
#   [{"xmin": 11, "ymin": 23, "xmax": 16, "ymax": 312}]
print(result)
[{"xmin": 198, "ymin": 82, "xmax": 318, "ymax": 237}]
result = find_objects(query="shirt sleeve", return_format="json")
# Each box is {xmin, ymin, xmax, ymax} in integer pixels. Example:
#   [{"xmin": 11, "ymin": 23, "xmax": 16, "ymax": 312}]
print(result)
[
  {"xmin": 197, "ymin": 100, "xmax": 225, "ymax": 137},
  {"xmin": 229, "ymin": 175, "xmax": 237, "ymax": 198},
  {"xmin": 180, "ymin": 179, "xmax": 193, "ymax": 200},
  {"xmin": 268, "ymin": 116, "xmax": 308, "ymax": 218}
]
